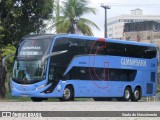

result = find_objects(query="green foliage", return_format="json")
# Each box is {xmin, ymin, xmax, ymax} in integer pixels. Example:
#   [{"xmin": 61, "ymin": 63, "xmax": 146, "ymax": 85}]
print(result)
[
  {"xmin": 0, "ymin": 0, "xmax": 54, "ymax": 46},
  {"xmin": 53, "ymin": 0, "xmax": 99, "ymax": 35},
  {"xmin": 0, "ymin": 26, "xmax": 5, "ymax": 42},
  {"xmin": 1, "ymin": 44, "xmax": 16, "ymax": 72}
]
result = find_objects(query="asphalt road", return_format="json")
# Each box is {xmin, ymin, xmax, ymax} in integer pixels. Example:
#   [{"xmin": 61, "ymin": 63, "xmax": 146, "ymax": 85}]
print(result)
[
  {"xmin": 0, "ymin": 101, "xmax": 160, "ymax": 120},
  {"xmin": 0, "ymin": 101, "xmax": 160, "ymax": 111}
]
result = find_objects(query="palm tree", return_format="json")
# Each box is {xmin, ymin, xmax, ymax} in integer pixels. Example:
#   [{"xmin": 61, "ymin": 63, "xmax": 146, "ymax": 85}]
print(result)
[{"xmin": 54, "ymin": 0, "xmax": 100, "ymax": 36}]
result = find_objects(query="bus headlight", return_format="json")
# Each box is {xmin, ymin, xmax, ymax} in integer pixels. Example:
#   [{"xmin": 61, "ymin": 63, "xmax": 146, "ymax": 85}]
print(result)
[
  {"xmin": 57, "ymin": 85, "xmax": 61, "ymax": 92},
  {"xmin": 12, "ymin": 85, "xmax": 16, "ymax": 90}
]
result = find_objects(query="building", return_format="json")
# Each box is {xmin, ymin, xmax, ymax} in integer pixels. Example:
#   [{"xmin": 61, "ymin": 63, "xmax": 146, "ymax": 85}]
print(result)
[
  {"xmin": 124, "ymin": 21, "xmax": 160, "ymax": 85},
  {"xmin": 124, "ymin": 21, "xmax": 160, "ymax": 75},
  {"xmin": 107, "ymin": 8, "xmax": 160, "ymax": 39},
  {"xmin": 124, "ymin": 21, "xmax": 160, "ymax": 46}
]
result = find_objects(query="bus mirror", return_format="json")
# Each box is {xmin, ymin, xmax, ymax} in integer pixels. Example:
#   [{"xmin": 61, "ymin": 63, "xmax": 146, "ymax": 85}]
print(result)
[
  {"xmin": 2, "ymin": 54, "xmax": 15, "ymax": 72},
  {"xmin": 41, "ymin": 50, "xmax": 68, "ymax": 66}
]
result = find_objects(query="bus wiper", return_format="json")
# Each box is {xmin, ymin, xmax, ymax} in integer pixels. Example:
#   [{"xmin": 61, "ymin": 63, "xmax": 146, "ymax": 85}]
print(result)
[{"xmin": 41, "ymin": 50, "xmax": 68, "ymax": 66}]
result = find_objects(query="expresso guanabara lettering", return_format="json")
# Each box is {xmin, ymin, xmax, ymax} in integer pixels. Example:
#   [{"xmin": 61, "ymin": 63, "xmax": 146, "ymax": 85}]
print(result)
[
  {"xmin": 22, "ymin": 46, "xmax": 41, "ymax": 50},
  {"xmin": 121, "ymin": 58, "xmax": 147, "ymax": 67}
]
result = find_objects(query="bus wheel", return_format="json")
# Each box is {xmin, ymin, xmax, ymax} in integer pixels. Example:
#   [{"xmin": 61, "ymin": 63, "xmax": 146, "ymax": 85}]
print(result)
[
  {"xmin": 122, "ymin": 87, "xmax": 131, "ymax": 101},
  {"xmin": 131, "ymin": 88, "xmax": 141, "ymax": 102},
  {"xmin": 60, "ymin": 86, "xmax": 74, "ymax": 101},
  {"xmin": 31, "ymin": 97, "xmax": 47, "ymax": 102}
]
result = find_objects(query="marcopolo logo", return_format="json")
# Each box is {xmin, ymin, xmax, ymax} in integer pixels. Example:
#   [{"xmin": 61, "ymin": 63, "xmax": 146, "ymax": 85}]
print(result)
[{"xmin": 121, "ymin": 58, "xmax": 147, "ymax": 67}]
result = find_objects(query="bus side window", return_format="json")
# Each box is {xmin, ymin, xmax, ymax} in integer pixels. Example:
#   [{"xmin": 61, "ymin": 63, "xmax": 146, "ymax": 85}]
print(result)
[
  {"xmin": 110, "ymin": 70, "xmax": 119, "ymax": 81},
  {"xmin": 129, "ymin": 71, "xmax": 137, "ymax": 81},
  {"xmin": 119, "ymin": 72, "xmax": 127, "ymax": 81}
]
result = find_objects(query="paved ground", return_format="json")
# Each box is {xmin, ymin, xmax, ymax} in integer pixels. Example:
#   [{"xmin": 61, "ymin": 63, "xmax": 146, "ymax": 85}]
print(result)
[
  {"xmin": 0, "ymin": 101, "xmax": 160, "ymax": 111},
  {"xmin": 0, "ymin": 101, "xmax": 160, "ymax": 120}
]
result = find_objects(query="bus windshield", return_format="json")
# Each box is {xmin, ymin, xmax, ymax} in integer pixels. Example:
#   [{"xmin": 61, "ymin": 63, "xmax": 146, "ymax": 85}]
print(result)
[
  {"xmin": 13, "ymin": 38, "xmax": 52, "ymax": 84},
  {"xmin": 13, "ymin": 60, "xmax": 47, "ymax": 84}
]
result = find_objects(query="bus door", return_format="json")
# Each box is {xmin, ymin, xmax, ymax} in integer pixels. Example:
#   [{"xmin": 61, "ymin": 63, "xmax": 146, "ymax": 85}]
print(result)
[{"xmin": 47, "ymin": 64, "xmax": 62, "ymax": 93}]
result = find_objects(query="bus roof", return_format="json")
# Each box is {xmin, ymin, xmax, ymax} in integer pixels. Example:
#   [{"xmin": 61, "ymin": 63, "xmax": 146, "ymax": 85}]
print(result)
[
  {"xmin": 23, "ymin": 34, "xmax": 157, "ymax": 47},
  {"xmin": 56, "ymin": 34, "xmax": 157, "ymax": 47},
  {"xmin": 23, "ymin": 34, "xmax": 55, "ymax": 39}
]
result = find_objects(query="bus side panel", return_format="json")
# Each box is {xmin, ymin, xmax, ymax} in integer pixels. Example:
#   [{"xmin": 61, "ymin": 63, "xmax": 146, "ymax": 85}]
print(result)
[
  {"xmin": 150, "ymin": 71, "xmax": 157, "ymax": 96},
  {"xmin": 132, "ymin": 70, "xmax": 143, "ymax": 93},
  {"xmin": 86, "ymin": 81, "xmax": 99, "ymax": 97},
  {"xmin": 97, "ymin": 81, "xmax": 112, "ymax": 97},
  {"xmin": 70, "ymin": 80, "xmax": 87, "ymax": 97},
  {"xmin": 142, "ymin": 71, "xmax": 156, "ymax": 97},
  {"xmin": 77, "ymin": 80, "xmax": 87, "ymax": 97},
  {"xmin": 110, "ymin": 82, "xmax": 123, "ymax": 97}
]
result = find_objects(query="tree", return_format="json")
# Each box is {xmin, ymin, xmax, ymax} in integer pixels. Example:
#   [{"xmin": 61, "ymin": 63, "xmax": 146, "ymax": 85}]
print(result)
[
  {"xmin": 0, "ymin": 21, "xmax": 4, "ymax": 42},
  {"xmin": 53, "ymin": 0, "xmax": 99, "ymax": 35},
  {"xmin": 1, "ymin": 44, "xmax": 16, "ymax": 72},
  {"xmin": 0, "ymin": 44, "xmax": 16, "ymax": 98},
  {"xmin": 0, "ymin": 0, "xmax": 54, "ymax": 98},
  {"xmin": 0, "ymin": 0, "xmax": 54, "ymax": 46}
]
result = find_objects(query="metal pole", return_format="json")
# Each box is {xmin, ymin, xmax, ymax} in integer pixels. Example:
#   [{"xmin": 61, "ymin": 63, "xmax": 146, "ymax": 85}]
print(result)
[
  {"xmin": 101, "ymin": 4, "xmax": 110, "ymax": 38},
  {"xmin": 105, "ymin": 8, "xmax": 107, "ymax": 38}
]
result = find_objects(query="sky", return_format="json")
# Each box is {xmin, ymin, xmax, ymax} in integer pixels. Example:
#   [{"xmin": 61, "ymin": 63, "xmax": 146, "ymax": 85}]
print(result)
[{"xmin": 85, "ymin": 0, "xmax": 160, "ymax": 37}]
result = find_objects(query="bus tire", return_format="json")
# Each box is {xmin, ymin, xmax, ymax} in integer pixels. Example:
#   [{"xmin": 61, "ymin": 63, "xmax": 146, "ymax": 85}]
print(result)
[
  {"xmin": 131, "ymin": 87, "xmax": 141, "ymax": 102},
  {"xmin": 122, "ymin": 87, "xmax": 131, "ymax": 101},
  {"xmin": 60, "ymin": 86, "xmax": 74, "ymax": 101},
  {"xmin": 31, "ymin": 97, "xmax": 47, "ymax": 102}
]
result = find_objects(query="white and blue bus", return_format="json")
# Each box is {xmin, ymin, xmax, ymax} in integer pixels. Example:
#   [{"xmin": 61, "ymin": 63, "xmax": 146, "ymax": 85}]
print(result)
[{"xmin": 8, "ymin": 34, "xmax": 158, "ymax": 101}]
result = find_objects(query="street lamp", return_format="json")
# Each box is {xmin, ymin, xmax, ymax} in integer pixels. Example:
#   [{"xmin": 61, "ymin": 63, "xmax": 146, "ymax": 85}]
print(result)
[{"xmin": 101, "ymin": 4, "xmax": 110, "ymax": 38}]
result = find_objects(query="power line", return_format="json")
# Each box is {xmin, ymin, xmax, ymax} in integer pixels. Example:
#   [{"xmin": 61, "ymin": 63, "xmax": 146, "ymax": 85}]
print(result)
[
  {"xmin": 90, "ymin": 2, "xmax": 160, "ymax": 6},
  {"xmin": 90, "ymin": 3, "xmax": 160, "ymax": 8}
]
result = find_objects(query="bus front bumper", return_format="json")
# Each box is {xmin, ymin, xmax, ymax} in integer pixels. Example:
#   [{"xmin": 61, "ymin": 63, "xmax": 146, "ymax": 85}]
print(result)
[{"xmin": 11, "ymin": 81, "xmax": 63, "ymax": 98}]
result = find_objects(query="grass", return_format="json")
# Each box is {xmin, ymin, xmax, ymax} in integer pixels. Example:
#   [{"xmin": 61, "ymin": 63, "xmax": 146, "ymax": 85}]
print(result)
[
  {"xmin": 4, "ymin": 91, "xmax": 31, "ymax": 102},
  {"xmin": 1, "ymin": 91, "xmax": 89, "ymax": 102}
]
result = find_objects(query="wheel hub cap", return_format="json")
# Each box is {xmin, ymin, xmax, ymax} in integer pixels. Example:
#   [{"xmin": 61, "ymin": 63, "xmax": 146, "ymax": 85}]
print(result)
[
  {"xmin": 134, "ymin": 90, "xmax": 139, "ymax": 99},
  {"xmin": 64, "ymin": 88, "xmax": 70, "ymax": 99},
  {"xmin": 125, "ymin": 90, "xmax": 130, "ymax": 99}
]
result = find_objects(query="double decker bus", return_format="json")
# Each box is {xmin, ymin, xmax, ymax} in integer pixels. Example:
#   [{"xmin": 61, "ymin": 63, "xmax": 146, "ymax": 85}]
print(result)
[{"xmin": 7, "ymin": 34, "xmax": 158, "ymax": 101}]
